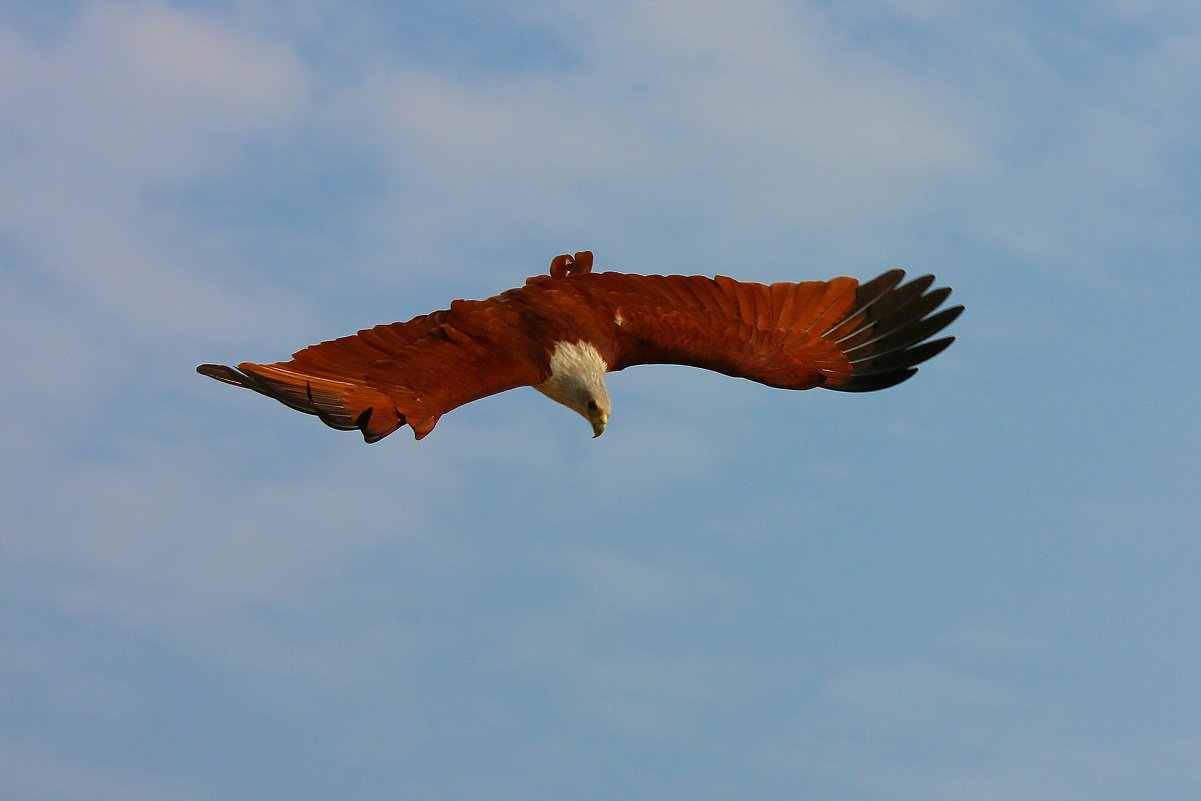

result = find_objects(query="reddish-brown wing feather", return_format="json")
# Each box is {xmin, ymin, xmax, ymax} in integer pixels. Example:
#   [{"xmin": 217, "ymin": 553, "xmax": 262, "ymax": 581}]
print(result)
[
  {"xmin": 560, "ymin": 270, "xmax": 961, "ymax": 391},
  {"xmin": 198, "ymin": 297, "xmax": 551, "ymax": 442}
]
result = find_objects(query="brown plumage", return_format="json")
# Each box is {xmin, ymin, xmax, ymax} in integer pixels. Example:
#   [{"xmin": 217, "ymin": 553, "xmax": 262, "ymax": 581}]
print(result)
[{"xmin": 198, "ymin": 251, "xmax": 963, "ymax": 442}]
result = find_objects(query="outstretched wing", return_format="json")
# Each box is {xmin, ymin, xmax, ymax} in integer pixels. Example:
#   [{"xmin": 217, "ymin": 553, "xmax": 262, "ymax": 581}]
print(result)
[
  {"xmin": 570, "ymin": 270, "xmax": 961, "ymax": 391},
  {"xmin": 198, "ymin": 298, "xmax": 548, "ymax": 442}
]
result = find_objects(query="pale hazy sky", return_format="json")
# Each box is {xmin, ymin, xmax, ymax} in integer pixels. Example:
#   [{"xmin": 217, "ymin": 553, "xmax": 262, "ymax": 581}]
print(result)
[{"xmin": 2, "ymin": 2, "xmax": 1199, "ymax": 799}]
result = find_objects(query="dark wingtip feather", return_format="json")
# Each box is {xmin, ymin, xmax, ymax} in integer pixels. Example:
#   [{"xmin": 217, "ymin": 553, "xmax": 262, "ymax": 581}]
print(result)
[
  {"xmin": 833, "ymin": 367, "xmax": 918, "ymax": 393},
  {"xmin": 827, "ymin": 273, "xmax": 962, "ymax": 393},
  {"xmin": 197, "ymin": 363, "xmax": 250, "ymax": 387}
]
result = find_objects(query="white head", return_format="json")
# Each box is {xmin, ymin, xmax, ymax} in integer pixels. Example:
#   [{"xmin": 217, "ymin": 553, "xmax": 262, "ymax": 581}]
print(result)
[{"xmin": 533, "ymin": 340, "xmax": 612, "ymax": 437}]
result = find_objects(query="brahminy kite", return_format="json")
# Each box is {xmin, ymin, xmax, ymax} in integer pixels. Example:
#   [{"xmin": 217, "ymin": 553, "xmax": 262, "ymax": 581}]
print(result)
[{"xmin": 198, "ymin": 251, "xmax": 962, "ymax": 442}]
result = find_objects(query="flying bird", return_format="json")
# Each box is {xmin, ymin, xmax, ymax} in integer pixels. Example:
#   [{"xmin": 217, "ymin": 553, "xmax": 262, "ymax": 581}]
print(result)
[{"xmin": 198, "ymin": 251, "xmax": 962, "ymax": 442}]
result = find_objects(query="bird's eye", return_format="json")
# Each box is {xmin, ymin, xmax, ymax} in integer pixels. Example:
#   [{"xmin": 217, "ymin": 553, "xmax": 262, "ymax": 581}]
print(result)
[{"xmin": 586, "ymin": 400, "xmax": 599, "ymax": 411}]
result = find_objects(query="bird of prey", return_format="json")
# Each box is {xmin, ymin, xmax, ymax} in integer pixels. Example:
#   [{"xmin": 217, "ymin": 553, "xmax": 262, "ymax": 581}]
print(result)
[{"xmin": 198, "ymin": 251, "xmax": 962, "ymax": 442}]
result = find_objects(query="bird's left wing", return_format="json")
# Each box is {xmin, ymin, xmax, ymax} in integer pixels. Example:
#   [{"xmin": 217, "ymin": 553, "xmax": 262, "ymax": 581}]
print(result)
[
  {"xmin": 198, "ymin": 298, "xmax": 548, "ymax": 442},
  {"xmin": 568, "ymin": 270, "xmax": 961, "ymax": 391}
]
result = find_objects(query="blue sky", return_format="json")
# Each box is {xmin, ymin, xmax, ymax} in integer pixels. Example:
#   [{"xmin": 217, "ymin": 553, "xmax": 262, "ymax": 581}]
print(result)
[{"xmin": 1, "ymin": 1, "xmax": 1198, "ymax": 799}]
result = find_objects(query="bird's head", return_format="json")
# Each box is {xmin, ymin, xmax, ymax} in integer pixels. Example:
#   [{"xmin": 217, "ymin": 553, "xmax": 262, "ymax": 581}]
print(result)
[
  {"xmin": 582, "ymin": 394, "xmax": 610, "ymax": 438},
  {"xmin": 533, "ymin": 340, "xmax": 612, "ymax": 438}
]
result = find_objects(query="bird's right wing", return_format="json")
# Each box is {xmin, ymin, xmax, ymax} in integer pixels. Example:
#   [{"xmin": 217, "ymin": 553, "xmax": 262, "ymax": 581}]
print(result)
[{"xmin": 198, "ymin": 298, "xmax": 548, "ymax": 442}]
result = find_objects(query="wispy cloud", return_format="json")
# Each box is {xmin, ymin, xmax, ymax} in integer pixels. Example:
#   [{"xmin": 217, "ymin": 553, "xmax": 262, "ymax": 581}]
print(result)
[
  {"xmin": 0, "ymin": 3, "xmax": 310, "ymax": 342},
  {"xmin": 349, "ymin": 0, "xmax": 983, "ymax": 277}
]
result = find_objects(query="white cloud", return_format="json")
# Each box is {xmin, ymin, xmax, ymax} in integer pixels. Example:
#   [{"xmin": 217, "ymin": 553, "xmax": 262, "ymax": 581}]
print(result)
[
  {"xmin": 0, "ymin": 3, "xmax": 306, "ymax": 185},
  {"xmin": 0, "ymin": 428, "xmax": 466, "ymax": 681},
  {"xmin": 0, "ymin": 3, "xmax": 311, "ymax": 340},
  {"xmin": 347, "ymin": 0, "xmax": 983, "ymax": 278}
]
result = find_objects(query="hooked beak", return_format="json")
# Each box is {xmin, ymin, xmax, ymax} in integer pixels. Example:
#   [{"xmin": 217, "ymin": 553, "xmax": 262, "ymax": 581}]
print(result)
[{"xmin": 590, "ymin": 413, "xmax": 608, "ymax": 438}]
